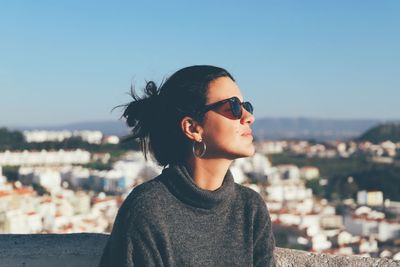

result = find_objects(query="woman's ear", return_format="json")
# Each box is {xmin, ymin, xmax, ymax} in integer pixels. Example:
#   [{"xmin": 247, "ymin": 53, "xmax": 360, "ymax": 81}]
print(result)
[{"xmin": 180, "ymin": 116, "xmax": 203, "ymax": 141}]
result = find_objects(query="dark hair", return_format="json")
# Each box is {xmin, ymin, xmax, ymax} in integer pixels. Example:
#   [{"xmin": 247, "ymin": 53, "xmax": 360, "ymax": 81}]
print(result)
[{"xmin": 121, "ymin": 65, "xmax": 235, "ymax": 166}]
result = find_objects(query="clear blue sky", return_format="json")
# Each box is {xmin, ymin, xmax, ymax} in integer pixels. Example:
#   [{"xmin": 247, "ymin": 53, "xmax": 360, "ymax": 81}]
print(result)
[{"xmin": 1, "ymin": 0, "xmax": 399, "ymax": 127}]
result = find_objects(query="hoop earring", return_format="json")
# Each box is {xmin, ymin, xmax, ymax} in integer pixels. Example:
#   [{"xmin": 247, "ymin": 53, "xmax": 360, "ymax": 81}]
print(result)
[{"xmin": 192, "ymin": 139, "xmax": 206, "ymax": 158}]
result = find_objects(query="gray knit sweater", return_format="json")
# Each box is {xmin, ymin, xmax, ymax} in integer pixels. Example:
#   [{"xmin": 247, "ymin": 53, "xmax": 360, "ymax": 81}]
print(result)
[{"xmin": 99, "ymin": 165, "xmax": 276, "ymax": 267}]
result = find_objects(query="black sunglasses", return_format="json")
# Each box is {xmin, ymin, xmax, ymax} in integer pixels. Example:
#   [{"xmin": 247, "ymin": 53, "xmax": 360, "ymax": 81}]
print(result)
[{"xmin": 199, "ymin": 96, "xmax": 254, "ymax": 119}]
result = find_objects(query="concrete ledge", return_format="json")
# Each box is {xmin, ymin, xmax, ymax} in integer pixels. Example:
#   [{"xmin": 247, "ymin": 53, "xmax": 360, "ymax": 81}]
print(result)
[
  {"xmin": 0, "ymin": 233, "xmax": 399, "ymax": 267},
  {"xmin": 0, "ymin": 233, "xmax": 108, "ymax": 267},
  {"xmin": 275, "ymin": 247, "xmax": 400, "ymax": 267}
]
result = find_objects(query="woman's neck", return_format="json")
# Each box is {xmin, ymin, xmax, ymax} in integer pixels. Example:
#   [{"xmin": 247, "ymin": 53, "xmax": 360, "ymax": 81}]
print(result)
[{"xmin": 186, "ymin": 158, "xmax": 233, "ymax": 191}]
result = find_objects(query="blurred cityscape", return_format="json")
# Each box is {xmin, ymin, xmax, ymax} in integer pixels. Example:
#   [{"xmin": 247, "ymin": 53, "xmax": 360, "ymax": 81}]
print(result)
[{"xmin": 0, "ymin": 125, "xmax": 400, "ymax": 261}]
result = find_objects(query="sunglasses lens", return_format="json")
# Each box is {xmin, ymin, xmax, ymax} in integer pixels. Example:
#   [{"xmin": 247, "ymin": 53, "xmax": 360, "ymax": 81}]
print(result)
[
  {"xmin": 243, "ymin": 102, "xmax": 253, "ymax": 114},
  {"xmin": 230, "ymin": 98, "xmax": 242, "ymax": 118}
]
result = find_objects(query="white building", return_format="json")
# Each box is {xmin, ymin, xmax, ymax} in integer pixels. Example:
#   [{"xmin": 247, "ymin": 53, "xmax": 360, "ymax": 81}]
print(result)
[
  {"xmin": 0, "ymin": 209, "xmax": 29, "ymax": 234},
  {"xmin": 312, "ymin": 233, "xmax": 332, "ymax": 251},
  {"xmin": 23, "ymin": 130, "xmax": 72, "ymax": 143},
  {"xmin": 359, "ymin": 237, "xmax": 379, "ymax": 254},
  {"xmin": 344, "ymin": 215, "xmax": 379, "ymax": 237},
  {"xmin": 337, "ymin": 231, "xmax": 359, "ymax": 246},
  {"xmin": 380, "ymin": 140, "xmax": 397, "ymax": 157},
  {"xmin": 19, "ymin": 167, "xmax": 62, "ymax": 192},
  {"xmin": 233, "ymin": 153, "xmax": 272, "ymax": 174},
  {"xmin": 229, "ymin": 165, "xmax": 247, "ymax": 184},
  {"xmin": 378, "ymin": 221, "xmax": 400, "ymax": 242},
  {"xmin": 71, "ymin": 192, "xmax": 91, "ymax": 215},
  {"xmin": 73, "ymin": 130, "xmax": 103, "ymax": 144},
  {"xmin": 299, "ymin": 213, "xmax": 320, "ymax": 230},
  {"xmin": 23, "ymin": 130, "xmax": 104, "ymax": 144},
  {"xmin": 266, "ymin": 182, "xmax": 312, "ymax": 202},
  {"xmin": 61, "ymin": 166, "xmax": 90, "ymax": 188},
  {"xmin": 103, "ymin": 135, "xmax": 120, "ymax": 144},
  {"xmin": 343, "ymin": 207, "xmax": 399, "ymax": 242},
  {"xmin": 258, "ymin": 141, "xmax": 285, "ymax": 154},
  {"xmin": 26, "ymin": 212, "xmax": 43, "ymax": 233},
  {"xmin": 0, "ymin": 166, "xmax": 6, "ymax": 186},
  {"xmin": 0, "ymin": 149, "xmax": 91, "ymax": 166},
  {"xmin": 230, "ymin": 153, "xmax": 273, "ymax": 183},
  {"xmin": 112, "ymin": 151, "xmax": 162, "ymax": 186},
  {"xmin": 357, "ymin": 191, "xmax": 384, "ymax": 206},
  {"xmin": 320, "ymin": 215, "xmax": 343, "ymax": 230},
  {"xmin": 89, "ymin": 170, "xmax": 128, "ymax": 193},
  {"xmin": 300, "ymin": 166, "xmax": 320, "ymax": 180}
]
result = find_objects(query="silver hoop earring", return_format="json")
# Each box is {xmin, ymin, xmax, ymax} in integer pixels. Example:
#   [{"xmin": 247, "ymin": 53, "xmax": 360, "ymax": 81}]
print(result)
[{"xmin": 192, "ymin": 139, "xmax": 206, "ymax": 158}]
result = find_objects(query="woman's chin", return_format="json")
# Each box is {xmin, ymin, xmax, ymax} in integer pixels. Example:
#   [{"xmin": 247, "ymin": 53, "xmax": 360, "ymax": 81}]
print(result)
[{"xmin": 234, "ymin": 146, "xmax": 256, "ymax": 158}]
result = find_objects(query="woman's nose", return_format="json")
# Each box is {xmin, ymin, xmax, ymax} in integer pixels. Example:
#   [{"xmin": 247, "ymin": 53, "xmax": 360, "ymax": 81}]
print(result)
[{"xmin": 241, "ymin": 108, "xmax": 255, "ymax": 125}]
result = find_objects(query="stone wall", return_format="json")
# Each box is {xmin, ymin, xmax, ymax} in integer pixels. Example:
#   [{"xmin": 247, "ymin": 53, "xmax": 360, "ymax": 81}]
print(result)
[{"xmin": 0, "ymin": 233, "xmax": 399, "ymax": 267}]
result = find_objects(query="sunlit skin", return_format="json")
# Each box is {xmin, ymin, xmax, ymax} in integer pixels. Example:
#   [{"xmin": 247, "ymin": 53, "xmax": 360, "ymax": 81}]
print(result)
[{"xmin": 181, "ymin": 77, "xmax": 255, "ymax": 191}]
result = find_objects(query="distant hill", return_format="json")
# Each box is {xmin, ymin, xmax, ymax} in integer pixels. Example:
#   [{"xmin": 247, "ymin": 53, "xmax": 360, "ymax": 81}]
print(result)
[
  {"xmin": 356, "ymin": 123, "xmax": 400, "ymax": 143},
  {"xmin": 252, "ymin": 117, "xmax": 389, "ymax": 141},
  {"xmin": 7, "ymin": 117, "xmax": 399, "ymax": 141}
]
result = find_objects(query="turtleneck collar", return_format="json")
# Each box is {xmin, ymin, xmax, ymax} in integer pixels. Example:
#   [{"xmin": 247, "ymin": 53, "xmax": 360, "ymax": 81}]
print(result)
[{"xmin": 159, "ymin": 164, "xmax": 235, "ymax": 210}]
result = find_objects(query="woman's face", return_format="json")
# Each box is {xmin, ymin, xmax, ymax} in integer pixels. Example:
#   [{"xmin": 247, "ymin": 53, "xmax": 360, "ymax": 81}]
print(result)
[{"xmin": 200, "ymin": 76, "xmax": 255, "ymax": 159}]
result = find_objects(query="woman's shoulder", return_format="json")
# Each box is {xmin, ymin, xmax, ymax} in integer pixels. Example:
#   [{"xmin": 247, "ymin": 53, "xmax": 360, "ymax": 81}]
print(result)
[
  {"xmin": 116, "ymin": 173, "xmax": 167, "ymax": 221},
  {"xmin": 234, "ymin": 183, "xmax": 267, "ymax": 209},
  {"xmin": 234, "ymin": 183, "xmax": 272, "ymax": 226}
]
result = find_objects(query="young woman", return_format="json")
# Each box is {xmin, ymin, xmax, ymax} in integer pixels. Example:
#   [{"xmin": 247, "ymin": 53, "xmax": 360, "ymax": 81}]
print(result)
[{"xmin": 99, "ymin": 65, "xmax": 276, "ymax": 266}]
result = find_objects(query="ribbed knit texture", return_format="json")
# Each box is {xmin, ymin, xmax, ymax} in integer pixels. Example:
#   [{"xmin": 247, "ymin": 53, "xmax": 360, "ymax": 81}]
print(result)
[
  {"xmin": 99, "ymin": 165, "xmax": 276, "ymax": 267},
  {"xmin": 161, "ymin": 165, "xmax": 235, "ymax": 210}
]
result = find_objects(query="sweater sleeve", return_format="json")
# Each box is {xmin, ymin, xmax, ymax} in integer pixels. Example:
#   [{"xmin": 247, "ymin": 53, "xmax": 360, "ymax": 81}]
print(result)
[
  {"xmin": 128, "ymin": 210, "xmax": 165, "ymax": 267},
  {"xmin": 253, "ymin": 196, "xmax": 276, "ymax": 267},
  {"xmin": 98, "ymin": 203, "xmax": 135, "ymax": 267},
  {"xmin": 98, "ymin": 197, "xmax": 165, "ymax": 267}
]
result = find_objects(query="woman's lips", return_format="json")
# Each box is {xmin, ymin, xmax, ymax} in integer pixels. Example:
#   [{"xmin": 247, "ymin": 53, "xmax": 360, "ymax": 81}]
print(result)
[
  {"xmin": 242, "ymin": 130, "xmax": 252, "ymax": 136},
  {"xmin": 242, "ymin": 131, "xmax": 253, "ymax": 139}
]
